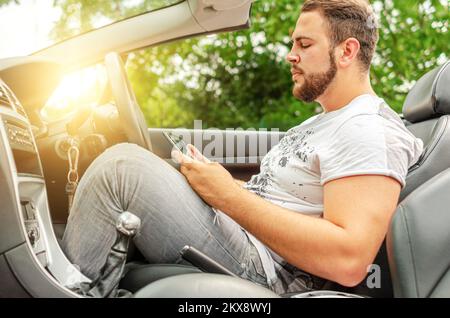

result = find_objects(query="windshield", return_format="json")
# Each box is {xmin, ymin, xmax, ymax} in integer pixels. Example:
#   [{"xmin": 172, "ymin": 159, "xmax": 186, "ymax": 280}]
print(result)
[{"xmin": 0, "ymin": 0, "xmax": 184, "ymax": 59}]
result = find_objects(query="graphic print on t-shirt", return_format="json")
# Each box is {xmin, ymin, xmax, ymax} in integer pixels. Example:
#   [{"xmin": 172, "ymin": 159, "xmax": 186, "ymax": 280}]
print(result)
[{"xmin": 245, "ymin": 127, "xmax": 316, "ymax": 198}]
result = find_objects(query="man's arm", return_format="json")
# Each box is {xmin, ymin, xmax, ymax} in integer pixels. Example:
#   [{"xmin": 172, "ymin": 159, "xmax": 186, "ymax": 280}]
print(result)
[
  {"xmin": 177, "ymin": 157, "xmax": 401, "ymax": 287},
  {"xmin": 218, "ymin": 174, "xmax": 400, "ymax": 286}
]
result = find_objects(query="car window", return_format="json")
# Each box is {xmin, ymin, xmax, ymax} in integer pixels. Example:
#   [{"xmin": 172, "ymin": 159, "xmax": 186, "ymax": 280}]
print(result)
[{"xmin": 125, "ymin": 41, "xmax": 199, "ymax": 130}]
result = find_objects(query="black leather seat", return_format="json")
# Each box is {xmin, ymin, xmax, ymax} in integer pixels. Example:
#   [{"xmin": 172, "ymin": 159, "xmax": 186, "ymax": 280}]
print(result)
[
  {"xmin": 133, "ymin": 273, "xmax": 280, "ymax": 298},
  {"xmin": 400, "ymin": 60, "xmax": 450, "ymax": 200},
  {"xmin": 120, "ymin": 262, "xmax": 202, "ymax": 293},
  {"xmin": 297, "ymin": 168, "xmax": 450, "ymax": 298},
  {"xmin": 388, "ymin": 167, "xmax": 450, "ymax": 297}
]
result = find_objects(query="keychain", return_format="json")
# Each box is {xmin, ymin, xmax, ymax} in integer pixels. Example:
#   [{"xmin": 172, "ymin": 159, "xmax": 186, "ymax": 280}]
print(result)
[{"xmin": 66, "ymin": 138, "xmax": 80, "ymax": 213}]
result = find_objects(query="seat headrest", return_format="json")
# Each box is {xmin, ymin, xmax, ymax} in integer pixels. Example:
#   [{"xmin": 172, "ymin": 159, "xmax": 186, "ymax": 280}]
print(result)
[{"xmin": 403, "ymin": 61, "xmax": 450, "ymax": 123}]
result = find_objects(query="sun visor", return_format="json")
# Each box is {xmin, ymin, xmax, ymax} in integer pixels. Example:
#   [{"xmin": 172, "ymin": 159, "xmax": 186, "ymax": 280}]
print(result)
[{"xmin": 188, "ymin": 0, "xmax": 253, "ymax": 32}]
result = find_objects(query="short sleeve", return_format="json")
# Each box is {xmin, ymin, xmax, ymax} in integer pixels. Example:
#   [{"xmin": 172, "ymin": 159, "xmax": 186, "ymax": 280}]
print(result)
[{"xmin": 319, "ymin": 114, "xmax": 423, "ymax": 187}]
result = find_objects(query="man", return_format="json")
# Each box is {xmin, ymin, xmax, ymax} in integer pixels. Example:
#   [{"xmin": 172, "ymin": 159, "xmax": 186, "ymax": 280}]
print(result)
[{"xmin": 62, "ymin": 0, "xmax": 423, "ymax": 294}]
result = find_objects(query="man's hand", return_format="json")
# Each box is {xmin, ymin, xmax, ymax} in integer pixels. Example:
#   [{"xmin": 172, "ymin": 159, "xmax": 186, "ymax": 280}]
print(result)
[
  {"xmin": 172, "ymin": 144, "xmax": 242, "ymax": 209},
  {"xmin": 185, "ymin": 144, "xmax": 210, "ymax": 163}
]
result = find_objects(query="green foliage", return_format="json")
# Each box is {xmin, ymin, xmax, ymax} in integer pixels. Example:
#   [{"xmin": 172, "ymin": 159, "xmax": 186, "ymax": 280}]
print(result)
[
  {"xmin": 372, "ymin": 0, "xmax": 449, "ymax": 111},
  {"xmin": 3, "ymin": 0, "xmax": 449, "ymax": 130},
  {"xmin": 0, "ymin": 0, "xmax": 18, "ymax": 7}
]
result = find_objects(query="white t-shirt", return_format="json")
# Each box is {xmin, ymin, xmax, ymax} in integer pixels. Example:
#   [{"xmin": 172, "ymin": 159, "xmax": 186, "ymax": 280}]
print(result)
[{"xmin": 239, "ymin": 94, "xmax": 424, "ymax": 285}]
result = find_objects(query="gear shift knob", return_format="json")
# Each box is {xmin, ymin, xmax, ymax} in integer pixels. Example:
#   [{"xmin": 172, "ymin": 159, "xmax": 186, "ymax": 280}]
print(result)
[
  {"xmin": 116, "ymin": 211, "xmax": 141, "ymax": 236},
  {"xmin": 70, "ymin": 211, "xmax": 142, "ymax": 297}
]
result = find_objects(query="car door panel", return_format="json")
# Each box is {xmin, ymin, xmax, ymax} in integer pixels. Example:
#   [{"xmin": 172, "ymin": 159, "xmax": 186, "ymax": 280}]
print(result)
[{"xmin": 149, "ymin": 128, "xmax": 284, "ymax": 182}]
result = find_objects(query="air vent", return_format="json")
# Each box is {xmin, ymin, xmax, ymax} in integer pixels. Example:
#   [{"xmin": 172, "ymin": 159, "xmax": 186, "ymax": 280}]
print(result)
[
  {"xmin": 5, "ymin": 85, "xmax": 27, "ymax": 117},
  {"xmin": 0, "ymin": 83, "xmax": 27, "ymax": 117},
  {"xmin": 0, "ymin": 84, "xmax": 12, "ymax": 109}
]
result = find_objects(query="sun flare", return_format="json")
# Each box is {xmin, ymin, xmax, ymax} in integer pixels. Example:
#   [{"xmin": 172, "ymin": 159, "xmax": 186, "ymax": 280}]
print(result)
[{"xmin": 42, "ymin": 65, "xmax": 107, "ymax": 120}]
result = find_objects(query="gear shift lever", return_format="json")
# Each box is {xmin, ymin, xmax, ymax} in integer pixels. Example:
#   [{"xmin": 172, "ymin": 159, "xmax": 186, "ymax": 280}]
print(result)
[
  {"xmin": 72, "ymin": 212, "xmax": 141, "ymax": 298},
  {"xmin": 116, "ymin": 211, "xmax": 141, "ymax": 237}
]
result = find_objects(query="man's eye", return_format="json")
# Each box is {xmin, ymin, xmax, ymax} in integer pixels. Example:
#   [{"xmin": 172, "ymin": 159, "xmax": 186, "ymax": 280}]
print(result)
[{"xmin": 289, "ymin": 40, "xmax": 311, "ymax": 49}]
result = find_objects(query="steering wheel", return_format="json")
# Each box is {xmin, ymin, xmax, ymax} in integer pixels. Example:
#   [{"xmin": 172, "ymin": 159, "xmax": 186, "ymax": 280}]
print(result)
[{"xmin": 104, "ymin": 52, "xmax": 153, "ymax": 151}]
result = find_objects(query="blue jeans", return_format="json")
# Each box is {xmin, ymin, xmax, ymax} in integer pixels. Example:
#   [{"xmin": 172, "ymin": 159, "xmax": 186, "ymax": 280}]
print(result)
[{"xmin": 62, "ymin": 143, "xmax": 317, "ymax": 294}]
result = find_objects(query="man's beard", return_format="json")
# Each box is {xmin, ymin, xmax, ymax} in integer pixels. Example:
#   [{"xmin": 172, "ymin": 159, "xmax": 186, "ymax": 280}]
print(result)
[{"xmin": 293, "ymin": 50, "xmax": 337, "ymax": 103}]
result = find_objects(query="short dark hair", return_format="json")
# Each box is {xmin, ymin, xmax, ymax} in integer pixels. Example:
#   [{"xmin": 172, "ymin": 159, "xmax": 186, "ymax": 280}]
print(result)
[{"xmin": 301, "ymin": 0, "xmax": 379, "ymax": 72}]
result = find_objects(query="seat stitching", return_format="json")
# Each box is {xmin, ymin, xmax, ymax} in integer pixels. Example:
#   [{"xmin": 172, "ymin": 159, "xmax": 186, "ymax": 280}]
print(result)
[
  {"xmin": 401, "ymin": 206, "xmax": 420, "ymax": 297},
  {"xmin": 431, "ymin": 61, "xmax": 449, "ymax": 114},
  {"xmin": 407, "ymin": 116, "xmax": 448, "ymax": 174}
]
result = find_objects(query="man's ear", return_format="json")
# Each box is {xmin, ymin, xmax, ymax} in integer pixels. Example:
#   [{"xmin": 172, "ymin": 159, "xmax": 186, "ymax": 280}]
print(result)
[{"xmin": 337, "ymin": 38, "xmax": 360, "ymax": 69}]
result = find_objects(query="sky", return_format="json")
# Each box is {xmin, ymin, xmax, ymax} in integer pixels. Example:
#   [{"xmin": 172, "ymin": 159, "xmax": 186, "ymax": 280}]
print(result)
[{"xmin": 0, "ymin": 0, "xmax": 61, "ymax": 59}]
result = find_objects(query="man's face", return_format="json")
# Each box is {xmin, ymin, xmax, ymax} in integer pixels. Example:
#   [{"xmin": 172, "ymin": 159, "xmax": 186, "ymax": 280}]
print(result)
[{"xmin": 287, "ymin": 11, "xmax": 338, "ymax": 102}]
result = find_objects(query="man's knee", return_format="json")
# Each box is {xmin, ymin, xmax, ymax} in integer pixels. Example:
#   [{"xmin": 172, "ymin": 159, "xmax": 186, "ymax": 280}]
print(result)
[
  {"xmin": 99, "ymin": 142, "xmax": 178, "ymax": 181},
  {"xmin": 104, "ymin": 142, "xmax": 151, "ymax": 159},
  {"xmin": 99, "ymin": 143, "xmax": 165, "ymax": 167}
]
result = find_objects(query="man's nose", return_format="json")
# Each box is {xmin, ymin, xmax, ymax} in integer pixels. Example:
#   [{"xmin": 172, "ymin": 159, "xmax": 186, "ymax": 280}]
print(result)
[{"xmin": 286, "ymin": 53, "xmax": 300, "ymax": 64}]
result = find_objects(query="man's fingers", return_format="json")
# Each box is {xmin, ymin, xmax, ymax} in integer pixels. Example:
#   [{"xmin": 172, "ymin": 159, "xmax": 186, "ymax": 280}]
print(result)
[
  {"xmin": 186, "ymin": 144, "xmax": 195, "ymax": 158},
  {"xmin": 187, "ymin": 144, "xmax": 210, "ymax": 163},
  {"xmin": 171, "ymin": 149, "xmax": 180, "ymax": 163},
  {"xmin": 171, "ymin": 149, "xmax": 193, "ymax": 164},
  {"xmin": 172, "ymin": 150, "xmax": 200, "ymax": 176},
  {"xmin": 180, "ymin": 164, "xmax": 189, "ymax": 176}
]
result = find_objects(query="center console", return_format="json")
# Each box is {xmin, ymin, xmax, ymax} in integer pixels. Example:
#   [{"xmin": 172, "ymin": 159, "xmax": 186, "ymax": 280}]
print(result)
[
  {"xmin": 6, "ymin": 117, "xmax": 49, "ymax": 267},
  {"xmin": 0, "ymin": 77, "xmax": 89, "ymax": 298}
]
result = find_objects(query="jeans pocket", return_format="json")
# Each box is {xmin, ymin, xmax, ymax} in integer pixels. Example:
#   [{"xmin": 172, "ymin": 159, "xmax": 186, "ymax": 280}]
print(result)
[{"xmin": 243, "ymin": 245, "xmax": 269, "ymax": 288}]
